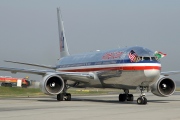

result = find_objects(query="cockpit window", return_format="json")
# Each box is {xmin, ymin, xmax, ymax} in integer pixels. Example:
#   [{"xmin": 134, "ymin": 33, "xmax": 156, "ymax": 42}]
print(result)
[
  {"xmin": 139, "ymin": 57, "xmax": 143, "ymax": 61},
  {"xmin": 138, "ymin": 56, "xmax": 158, "ymax": 61},
  {"xmin": 151, "ymin": 57, "xmax": 157, "ymax": 61},
  {"xmin": 135, "ymin": 57, "xmax": 142, "ymax": 62},
  {"xmin": 143, "ymin": 57, "xmax": 151, "ymax": 60}
]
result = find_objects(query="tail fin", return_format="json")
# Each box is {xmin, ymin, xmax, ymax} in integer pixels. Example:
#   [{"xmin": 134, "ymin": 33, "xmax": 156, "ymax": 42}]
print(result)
[{"xmin": 57, "ymin": 7, "xmax": 70, "ymax": 58}]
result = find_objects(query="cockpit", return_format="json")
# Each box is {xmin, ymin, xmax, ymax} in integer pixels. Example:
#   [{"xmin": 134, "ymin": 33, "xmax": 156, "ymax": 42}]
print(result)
[
  {"xmin": 136, "ymin": 56, "xmax": 158, "ymax": 62},
  {"xmin": 125, "ymin": 46, "xmax": 159, "ymax": 62}
]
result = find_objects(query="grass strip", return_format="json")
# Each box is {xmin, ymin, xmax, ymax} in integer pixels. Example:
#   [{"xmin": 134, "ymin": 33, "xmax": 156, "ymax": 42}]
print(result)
[{"xmin": 0, "ymin": 87, "xmax": 179, "ymax": 98}]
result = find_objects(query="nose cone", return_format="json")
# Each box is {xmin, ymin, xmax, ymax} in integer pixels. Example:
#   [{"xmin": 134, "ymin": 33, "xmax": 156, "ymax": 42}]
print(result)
[{"xmin": 144, "ymin": 69, "xmax": 160, "ymax": 78}]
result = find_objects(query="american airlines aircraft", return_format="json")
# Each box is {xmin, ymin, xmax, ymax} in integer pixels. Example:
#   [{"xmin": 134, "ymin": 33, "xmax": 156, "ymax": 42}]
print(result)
[{"xmin": 0, "ymin": 8, "xmax": 179, "ymax": 105}]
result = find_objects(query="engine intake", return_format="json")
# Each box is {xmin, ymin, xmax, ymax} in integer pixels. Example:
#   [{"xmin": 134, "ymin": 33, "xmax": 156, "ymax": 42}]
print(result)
[
  {"xmin": 40, "ymin": 74, "xmax": 64, "ymax": 95},
  {"xmin": 151, "ymin": 76, "xmax": 176, "ymax": 97}
]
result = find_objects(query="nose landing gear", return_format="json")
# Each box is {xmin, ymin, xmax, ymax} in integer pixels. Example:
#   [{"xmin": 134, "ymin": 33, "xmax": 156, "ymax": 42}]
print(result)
[
  {"xmin": 137, "ymin": 86, "xmax": 148, "ymax": 105},
  {"xmin": 137, "ymin": 96, "xmax": 147, "ymax": 105}
]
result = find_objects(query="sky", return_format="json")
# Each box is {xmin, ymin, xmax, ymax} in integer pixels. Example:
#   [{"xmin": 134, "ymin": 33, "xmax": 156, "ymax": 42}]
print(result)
[{"xmin": 0, "ymin": 0, "xmax": 180, "ymax": 82}]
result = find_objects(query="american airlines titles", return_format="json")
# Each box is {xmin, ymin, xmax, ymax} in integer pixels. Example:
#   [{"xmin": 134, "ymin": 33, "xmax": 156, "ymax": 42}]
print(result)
[{"xmin": 102, "ymin": 52, "xmax": 123, "ymax": 60}]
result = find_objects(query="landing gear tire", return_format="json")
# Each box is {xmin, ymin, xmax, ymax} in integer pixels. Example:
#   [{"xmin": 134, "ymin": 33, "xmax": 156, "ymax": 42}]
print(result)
[
  {"xmin": 127, "ymin": 94, "xmax": 134, "ymax": 101},
  {"xmin": 119, "ymin": 94, "xmax": 134, "ymax": 102},
  {"xmin": 22, "ymin": 84, "xmax": 27, "ymax": 88},
  {"xmin": 1, "ymin": 83, "xmax": 5, "ymax": 86},
  {"xmin": 57, "ymin": 93, "xmax": 71, "ymax": 101},
  {"xmin": 143, "ymin": 97, "xmax": 147, "ymax": 104},
  {"xmin": 1, "ymin": 83, "xmax": 12, "ymax": 87},
  {"xmin": 119, "ymin": 94, "xmax": 126, "ymax": 102},
  {"xmin": 57, "ymin": 94, "xmax": 64, "ymax": 101},
  {"xmin": 8, "ymin": 83, "xmax": 12, "ymax": 87},
  {"xmin": 65, "ymin": 93, "xmax": 71, "ymax": 101},
  {"xmin": 137, "ymin": 96, "xmax": 147, "ymax": 105},
  {"xmin": 137, "ymin": 97, "xmax": 143, "ymax": 104}
]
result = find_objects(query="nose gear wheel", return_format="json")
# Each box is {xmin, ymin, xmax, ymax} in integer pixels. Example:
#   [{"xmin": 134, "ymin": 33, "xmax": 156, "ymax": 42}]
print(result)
[{"xmin": 137, "ymin": 86, "xmax": 148, "ymax": 105}]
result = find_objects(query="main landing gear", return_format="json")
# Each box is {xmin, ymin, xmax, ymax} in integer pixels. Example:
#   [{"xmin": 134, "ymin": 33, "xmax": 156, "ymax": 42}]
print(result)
[
  {"xmin": 119, "ymin": 89, "xmax": 134, "ymax": 102},
  {"xmin": 57, "ymin": 81, "xmax": 71, "ymax": 101},
  {"xmin": 57, "ymin": 93, "xmax": 71, "ymax": 101}
]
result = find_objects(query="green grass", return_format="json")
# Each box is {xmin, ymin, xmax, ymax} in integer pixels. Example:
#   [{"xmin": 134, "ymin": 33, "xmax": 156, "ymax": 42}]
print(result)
[
  {"xmin": 0, "ymin": 87, "xmax": 180, "ymax": 98},
  {"xmin": 0, "ymin": 87, "xmax": 44, "ymax": 97},
  {"xmin": 67, "ymin": 88, "xmax": 119, "ymax": 95},
  {"xmin": 176, "ymin": 87, "xmax": 180, "ymax": 91},
  {"xmin": 0, "ymin": 87, "xmax": 114, "ymax": 98},
  {"xmin": 0, "ymin": 87, "xmax": 119, "ymax": 97}
]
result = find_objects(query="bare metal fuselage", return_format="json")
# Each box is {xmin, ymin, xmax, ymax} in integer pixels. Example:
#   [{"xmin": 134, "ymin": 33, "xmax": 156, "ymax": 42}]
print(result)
[{"xmin": 57, "ymin": 46, "xmax": 161, "ymax": 89}]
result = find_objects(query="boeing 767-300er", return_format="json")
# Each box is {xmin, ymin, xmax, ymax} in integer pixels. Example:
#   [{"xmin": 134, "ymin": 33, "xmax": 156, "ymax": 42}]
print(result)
[{"xmin": 0, "ymin": 8, "xmax": 180, "ymax": 105}]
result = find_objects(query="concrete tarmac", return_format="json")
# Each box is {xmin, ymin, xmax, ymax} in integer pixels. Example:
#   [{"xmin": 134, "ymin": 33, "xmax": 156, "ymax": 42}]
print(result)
[{"xmin": 0, "ymin": 92, "xmax": 180, "ymax": 120}]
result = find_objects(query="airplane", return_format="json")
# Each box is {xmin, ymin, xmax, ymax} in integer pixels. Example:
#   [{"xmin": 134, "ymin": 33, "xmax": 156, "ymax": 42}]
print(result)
[{"xmin": 0, "ymin": 7, "xmax": 180, "ymax": 105}]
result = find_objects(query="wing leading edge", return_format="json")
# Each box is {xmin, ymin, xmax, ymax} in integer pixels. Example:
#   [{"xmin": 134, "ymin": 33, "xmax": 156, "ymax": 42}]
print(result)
[
  {"xmin": 161, "ymin": 71, "xmax": 180, "ymax": 76},
  {"xmin": 4, "ymin": 60, "xmax": 57, "ymax": 69},
  {"xmin": 0, "ymin": 66, "xmax": 95, "ymax": 83},
  {"xmin": 0, "ymin": 66, "xmax": 55, "ymax": 75}
]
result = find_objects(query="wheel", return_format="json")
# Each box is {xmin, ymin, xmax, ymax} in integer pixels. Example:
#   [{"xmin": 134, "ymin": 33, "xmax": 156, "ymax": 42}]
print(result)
[
  {"xmin": 22, "ymin": 84, "xmax": 27, "ymax": 88},
  {"xmin": 5, "ymin": 83, "xmax": 12, "ymax": 87},
  {"xmin": 1, "ymin": 83, "xmax": 5, "ymax": 86},
  {"xmin": 137, "ymin": 97, "xmax": 144, "ymax": 104},
  {"xmin": 137, "ymin": 97, "xmax": 147, "ymax": 105},
  {"xmin": 57, "ymin": 94, "xmax": 64, "ymax": 101},
  {"xmin": 8, "ymin": 83, "xmax": 12, "ymax": 87},
  {"xmin": 143, "ymin": 97, "xmax": 147, "ymax": 104},
  {"xmin": 65, "ymin": 93, "xmax": 71, "ymax": 101},
  {"xmin": 119, "ymin": 94, "xmax": 126, "ymax": 102},
  {"xmin": 127, "ymin": 94, "xmax": 134, "ymax": 101}
]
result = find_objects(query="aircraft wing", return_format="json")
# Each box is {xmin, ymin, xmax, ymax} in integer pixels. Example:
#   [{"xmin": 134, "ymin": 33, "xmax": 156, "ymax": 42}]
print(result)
[
  {"xmin": 161, "ymin": 71, "xmax": 180, "ymax": 76},
  {"xmin": 0, "ymin": 66, "xmax": 94, "ymax": 82},
  {"xmin": 4, "ymin": 60, "xmax": 57, "ymax": 69},
  {"xmin": 0, "ymin": 66, "xmax": 55, "ymax": 75}
]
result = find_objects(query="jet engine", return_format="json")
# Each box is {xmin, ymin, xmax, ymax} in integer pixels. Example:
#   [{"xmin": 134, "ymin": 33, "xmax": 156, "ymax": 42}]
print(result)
[
  {"xmin": 40, "ymin": 74, "xmax": 64, "ymax": 95},
  {"xmin": 151, "ymin": 76, "xmax": 176, "ymax": 97}
]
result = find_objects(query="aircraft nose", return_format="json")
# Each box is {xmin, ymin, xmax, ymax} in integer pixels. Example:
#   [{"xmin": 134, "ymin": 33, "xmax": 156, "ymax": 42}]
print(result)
[{"xmin": 144, "ymin": 69, "xmax": 160, "ymax": 78}]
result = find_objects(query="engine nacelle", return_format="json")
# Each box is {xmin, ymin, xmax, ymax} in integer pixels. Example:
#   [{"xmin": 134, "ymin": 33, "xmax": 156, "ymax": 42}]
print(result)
[
  {"xmin": 151, "ymin": 76, "xmax": 176, "ymax": 97},
  {"xmin": 40, "ymin": 74, "xmax": 64, "ymax": 95}
]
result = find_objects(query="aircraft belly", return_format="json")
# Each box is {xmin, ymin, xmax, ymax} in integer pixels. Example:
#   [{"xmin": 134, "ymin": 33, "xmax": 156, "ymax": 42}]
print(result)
[
  {"xmin": 60, "ymin": 66, "xmax": 160, "ymax": 89},
  {"xmin": 98, "ymin": 70, "xmax": 158, "ymax": 89},
  {"xmin": 118, "ymin": 70, "xmax": 146, "ymax": 86},
  {"xmin": 64, "ymin": 70, "xmax": 159, "ymax": 89}
]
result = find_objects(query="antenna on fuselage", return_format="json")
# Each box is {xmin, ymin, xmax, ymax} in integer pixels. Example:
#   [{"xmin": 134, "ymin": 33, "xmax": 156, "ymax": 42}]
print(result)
[{"xmin": 57, "ymin": 7, "xmax": 70, "ymax": 58}]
